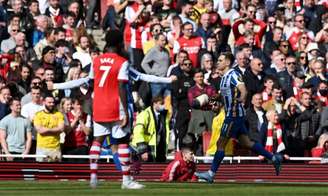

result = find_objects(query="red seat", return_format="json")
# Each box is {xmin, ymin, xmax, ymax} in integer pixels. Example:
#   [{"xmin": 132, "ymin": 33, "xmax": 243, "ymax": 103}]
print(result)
[{"xmin": 202, "ymin": 131, "xmax": 212, "ymax": 154}]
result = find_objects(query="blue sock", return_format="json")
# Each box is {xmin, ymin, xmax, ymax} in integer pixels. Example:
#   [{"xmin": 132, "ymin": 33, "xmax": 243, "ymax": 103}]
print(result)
[
  {"xmin": 251, "ymin": 142, "xmax": 273, "ymax": 160},
  {"xmin": 113, "ymin": 152, "xmax": 122, "ymax": 171},
  {"xmin": 210, "ymin": 150, "xmax": 225, "ymax": 174}
]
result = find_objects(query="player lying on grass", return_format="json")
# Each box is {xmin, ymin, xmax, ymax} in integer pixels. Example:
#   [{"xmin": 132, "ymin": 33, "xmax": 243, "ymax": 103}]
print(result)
[{"xmin": 161, "ymin": 147, "xmax": 197, "ymax": 182}]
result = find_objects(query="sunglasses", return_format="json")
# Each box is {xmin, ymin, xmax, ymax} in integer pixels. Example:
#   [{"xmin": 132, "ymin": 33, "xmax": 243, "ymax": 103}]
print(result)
[
  {"xmin": 12, "ymin": 29, "xmax": 18, "ymax": 32},
  {"xmin": 280, "ymin": 58, "xmax": 286, "ymax": 61},
  {"xmin": 300, "ymin": 56, "xmax": 306, "ymax": 59},
  {"xmin": 183, "ymin": 63, "xmax": 192, "ymax": 66},
  {"xmin": 32, "ymin": 82, "xmax": 41, "ymax": 85},
  {"xmin": 296, "ymin": 19, "xmax": 304, "ymax": 23},
  {"xmin": 281, "ymin": 44, "xmax": 289, "ymax": 48},
  {"xmin": 153, "ymin": 29, "xmax": 163, "ymax": 33},
  {"xmin": 287, "ymin": 62, "xmax": 296, "ymax": 65}
]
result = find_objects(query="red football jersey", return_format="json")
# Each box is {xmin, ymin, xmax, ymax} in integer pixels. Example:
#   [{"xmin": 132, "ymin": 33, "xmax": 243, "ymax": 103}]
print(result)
[
  {"xmin": 173, "ymin": 36, "xmax": 205, "ymax": 67},
  {"xmin": 92, "ymin": 53, "xmax": 129, "ymax": 122}
]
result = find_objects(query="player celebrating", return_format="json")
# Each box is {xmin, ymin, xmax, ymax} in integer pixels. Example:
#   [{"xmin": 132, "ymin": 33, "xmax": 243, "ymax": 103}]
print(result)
[
  {"xmin": 88, "ymin": 30, "xmax": 144, "ymax": 189},
  {"xmin": 195, "ymin": 53, "xmax": 283, "ymax": 183}
]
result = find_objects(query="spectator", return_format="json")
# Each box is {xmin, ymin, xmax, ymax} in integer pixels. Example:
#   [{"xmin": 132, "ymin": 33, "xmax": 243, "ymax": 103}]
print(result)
[
  {"xmin": 286, "ymin": 14, "xmax": 314, "ymax": 51},
  {"xmin": 167, "ymin": 50, "xmax": 188, "ymax": 77},
  {"xmin": 45, "ymin": 0, "xmax": 64, "ymax": 28},
  {"xmin": 63, "ymin": 98, "xmax": 91, "ymax": 163},
  {"xmin": 32, "ymin": 15, "xmax": 50, "ymax": 47},
  {"xmin": 62, "ymin": 12, "xmax": 76, "ymax": 43},
  {"xmin": 72, "ymin": 34, "xmax": 92, "ymax": 70},
  {"xmin": 187, "ymin": 68, "xmax": 217, "ymax": 154},
  {"xmin": 1, "ymin": 24, "xmax": 19, "ymax": 53},
  {"xmin": 142, "ymin": 23, "xmax": 164, "ymax": 55},
  {"xmin": 132, "ymin": 96, "xmax": 170, "ymax": 162},
  {"xmin": 244, "ymin": 58, "xmax": 265, "ymax": 107},
  {"xmin": 179, "ymin": 1, "xmax": 197, "ymax": 30},
  {"xmin": 233, "ymin": 50, "xmax": 248, "ymax": 75},
  {"xmin": 173, "ymin": 22, "xmax": 205, "ymax": 67},
  {"xmin": 21, "ymin": 76, "xmax": 43, "ymax": 106},
  {"xmin": 264, "ymin": 27, "xmax": 283, "ymax": 58},
  {"xmin": 21, "ymin": 86, "xmax": 44, "ymax": 124},
  {"xmin": 195, "ymin": 13, "xmax": 213, "ymax": 43},
  {"xmin": 200, "ymin": 53, "xmax": 214, "ymax": 84},
  {"xmin": 262, "ymin": 75, "xmax": 275, "ymax": 102},
  {"xmin": 315, "ymin": 80, "xmax": 328, "ymax": 108},
  {"xmin": 316, "ymin": 107, "xmax": 328, "ymax": 140},
  {"xmin": 303, "ymin": 0, "xmax": 327, "ymax": 34},
  {"xmin": 311, "ymin": 133, "xmax": 328, "ymax": 158},
  {"xmin": 307, "ymin": 60, "xmax": 327, "ymax": 89},
  {"xmin": 294, "ymin": 92, "xmax": 321, "ymax": 157},
  {"xmin": 0, "ymin": 98, "xmax": 32, "ymax": 161},
  {"xmin": 34, "ymin": 27, "xmax": 56, "ymax": 60},
  {"xmin": 263, "ymin": 110, "xmax": 289, "ymax": 159},
  {"xmin": 0, "ymin": 86, "xmax": 11, "ymax": 120},
  {"xmin": 171, "ymin": 58, "xmax": 194, "ymax": 148},
  {"xmin": 280, "ymin": 97, "xmax": 302, "ymax": 157},
  {"xmin": 262, "ymin": 83, "xmax": 284, "ymax": 114},
  {"xmin": 34, "ymin": 94, "xmax": 64, "ymax": 162},
  {"xmin": 141, "ymin": 33, "xmax": 170, "ymax": 97},
  {"xmin": 246, "ymin": 93, "xmax": 267, "ymax": 144}
]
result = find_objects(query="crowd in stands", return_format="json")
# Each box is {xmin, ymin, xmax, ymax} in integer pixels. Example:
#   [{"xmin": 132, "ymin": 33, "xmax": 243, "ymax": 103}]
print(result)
[{"xmin": 0, "ymin": 0, "xmax": 327, "ymax": 163}]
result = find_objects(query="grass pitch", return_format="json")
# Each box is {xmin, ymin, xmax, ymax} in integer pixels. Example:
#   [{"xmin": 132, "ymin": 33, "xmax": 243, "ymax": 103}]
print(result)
[{"xmin": 0, "ymin": 181, "xmax": 328, "ymax": 196}]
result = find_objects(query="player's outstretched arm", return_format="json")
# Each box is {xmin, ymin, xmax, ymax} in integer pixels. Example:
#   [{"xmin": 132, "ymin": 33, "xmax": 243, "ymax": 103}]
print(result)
[
  {"xmin": 50, "ymin": 77, "xmax": 91, "ymax": 90},
  {"xmin": 129, "ymin": 67, "xmax": 174, "ymax": 84}
]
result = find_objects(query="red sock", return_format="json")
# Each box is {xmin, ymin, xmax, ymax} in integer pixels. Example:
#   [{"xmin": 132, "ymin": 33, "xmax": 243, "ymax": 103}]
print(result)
[
  {"xmin": 90, "ymin": 141, "xmax": 101, "ymax": 177},
  {"xmin": 118, "ymin": 144, "xmax": 131, "ymax": 179}
]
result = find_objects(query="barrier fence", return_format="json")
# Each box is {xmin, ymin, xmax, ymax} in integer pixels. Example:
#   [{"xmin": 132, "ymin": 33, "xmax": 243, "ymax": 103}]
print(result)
[
  {"xmin": 0, "ymin": 154, "xmax": 324, "ymax": 163},
  {"xmin": 1, "ymin": 154, "xmax": 328, "ymax": 183}
]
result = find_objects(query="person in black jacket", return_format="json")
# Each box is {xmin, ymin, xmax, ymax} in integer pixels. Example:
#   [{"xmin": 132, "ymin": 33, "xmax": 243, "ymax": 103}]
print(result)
[
  {"xmin": 243, "ymin": 58, "xmax": 265, "ymax": 108},
  {"xmin": 171, "ymin": 58, "xmax": 194, "ymax": 148},
  {"xmin": 246, "ymin": 93, "xmax": 267, "ymax": 144}
]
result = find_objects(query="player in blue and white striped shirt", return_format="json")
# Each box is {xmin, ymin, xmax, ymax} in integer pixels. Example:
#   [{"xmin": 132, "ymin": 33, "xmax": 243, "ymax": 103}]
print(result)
[{"xmin": 196, "ymin": 52, "xmax": 283, "ymax": 183}]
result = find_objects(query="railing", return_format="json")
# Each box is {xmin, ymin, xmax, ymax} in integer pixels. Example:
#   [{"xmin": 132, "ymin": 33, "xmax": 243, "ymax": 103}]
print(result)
[{"xmin": 0, "ymin": 154, "xmax": 324, "ymax": 163}]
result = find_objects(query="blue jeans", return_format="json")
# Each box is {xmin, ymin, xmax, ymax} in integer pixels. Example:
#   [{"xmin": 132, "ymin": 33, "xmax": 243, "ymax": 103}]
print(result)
[{"xmin": 150, "ymin": 83, "xmax": 170, "ymax": 97}]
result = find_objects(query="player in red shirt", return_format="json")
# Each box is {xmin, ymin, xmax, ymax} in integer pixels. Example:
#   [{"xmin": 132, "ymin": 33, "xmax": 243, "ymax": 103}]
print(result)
[
  {"xmin": 161, "ymin": 147, "xmax": 197, "ymax": 182},
  {"xmin": 173, "ymin": 22, "xmax": 205, "ymax": 67},
  {"xmin": 89, "ymin": 29, "xmax": 144, "ymax": 189}
]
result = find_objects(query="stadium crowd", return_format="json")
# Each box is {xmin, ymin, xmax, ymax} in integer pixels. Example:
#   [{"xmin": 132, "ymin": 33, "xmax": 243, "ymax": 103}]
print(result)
[{"xmin": 0, "ymin": 0, "xmax": 327, "ymax": 163}]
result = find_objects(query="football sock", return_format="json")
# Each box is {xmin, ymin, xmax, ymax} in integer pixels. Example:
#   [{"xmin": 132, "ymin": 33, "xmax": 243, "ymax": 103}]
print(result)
[
  {"xmin": 210, "ymin": 150, "xmax": 225, "ymax": 174},
  {"xmin": 118, "ymin": 144, "xmax": 131, "ymax": 182},
  {"xmin": 251, "ymin": 142, "xmax": 273, "ymax": 160},
  {"xmin": 113, "ymin": 152, "xmax": 122, "ymax": 171},
  {"xmin": 89, "ymin": 141, "xmax": 101, "ymax": 180}
]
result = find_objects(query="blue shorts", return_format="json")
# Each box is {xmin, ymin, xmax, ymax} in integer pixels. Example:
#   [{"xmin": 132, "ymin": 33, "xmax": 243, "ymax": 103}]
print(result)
[{"xmin": 220, "ymin": 117, "xmax": 248, "ymax": 139}]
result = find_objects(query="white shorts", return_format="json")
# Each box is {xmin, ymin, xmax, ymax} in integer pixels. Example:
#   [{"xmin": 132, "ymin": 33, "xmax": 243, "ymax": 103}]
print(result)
[
  {"xmin": 93, "ymin": 121, "xmax": 130, "ymax": 138},
  {"xmin": 36, "ymin": 148, "xmax": 62, "ymax": 162}
]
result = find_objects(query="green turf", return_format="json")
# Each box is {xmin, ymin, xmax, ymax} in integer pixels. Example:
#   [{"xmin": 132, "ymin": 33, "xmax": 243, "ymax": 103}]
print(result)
[{"xmin": 0, "ymin": 181, "xmax": 328, "ymax": 196}]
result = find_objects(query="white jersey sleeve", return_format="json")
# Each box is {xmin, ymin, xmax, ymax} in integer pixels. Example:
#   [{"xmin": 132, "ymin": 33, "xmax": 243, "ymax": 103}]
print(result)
[{"xmin": 117, "ymin": 61, "xmax": 129, "ymax": 81}]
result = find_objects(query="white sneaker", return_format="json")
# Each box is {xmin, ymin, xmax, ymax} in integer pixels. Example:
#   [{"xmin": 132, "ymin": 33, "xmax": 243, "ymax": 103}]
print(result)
[
  {"xmin": 90, "ymin": 175, "xmax": 98, "ymax": 189},
  {"xmin": 121, "ymin": 180, "xmax": 145, "ymax": 189}
]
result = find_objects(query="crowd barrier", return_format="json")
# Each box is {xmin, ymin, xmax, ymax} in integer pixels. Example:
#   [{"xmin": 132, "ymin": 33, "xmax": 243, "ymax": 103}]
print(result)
[{"xmin": 1, "ymin": 154, "xmax": 328, "ymax": 183}]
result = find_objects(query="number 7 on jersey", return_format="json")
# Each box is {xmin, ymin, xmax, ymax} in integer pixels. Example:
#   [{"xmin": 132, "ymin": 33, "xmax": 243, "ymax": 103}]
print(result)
[{"xmin": 99, "ymin": 65, "xmax": 111, "ymax": 87}]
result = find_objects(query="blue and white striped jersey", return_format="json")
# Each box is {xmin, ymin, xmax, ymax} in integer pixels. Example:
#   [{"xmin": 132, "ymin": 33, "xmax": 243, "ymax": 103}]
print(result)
[{"xmin": 219, "ymin": 68, "xmax": 246, "ymax": 118}]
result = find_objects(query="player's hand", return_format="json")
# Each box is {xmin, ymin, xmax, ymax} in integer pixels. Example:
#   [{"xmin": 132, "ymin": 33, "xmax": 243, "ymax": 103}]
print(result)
[
  {"xmin": 120, "ymin": 114, "xmax": 129, "ymax": 128},
  {"xmin": 141, "ymin": 152, "xmax": 148, "ymax": 161},
  {"xmin": 46, "ymin": 81, "xmax": 54, "ymax": 90}
]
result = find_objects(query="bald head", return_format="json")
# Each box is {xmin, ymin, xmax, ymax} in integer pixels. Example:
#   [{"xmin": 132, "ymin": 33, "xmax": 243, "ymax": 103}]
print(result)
[{"xmin": 250, "ymin": 58, "xmax": 263, "ymax": 73}]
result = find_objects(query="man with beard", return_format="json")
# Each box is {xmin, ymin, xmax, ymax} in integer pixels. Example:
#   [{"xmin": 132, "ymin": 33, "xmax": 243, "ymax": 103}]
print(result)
[
  {"xmin": 171, "ymin": 58, "xmax": 194, "ymax": 149},
  {"xmin": 34, "ymin": 94, "xmax": 64, "ymax": 162}
]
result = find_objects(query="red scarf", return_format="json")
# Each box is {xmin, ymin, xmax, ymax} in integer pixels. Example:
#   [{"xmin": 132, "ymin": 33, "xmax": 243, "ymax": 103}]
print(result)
[{"xmin": 265, "ymin": 122, "xmax": 285, "ymax": 153}]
